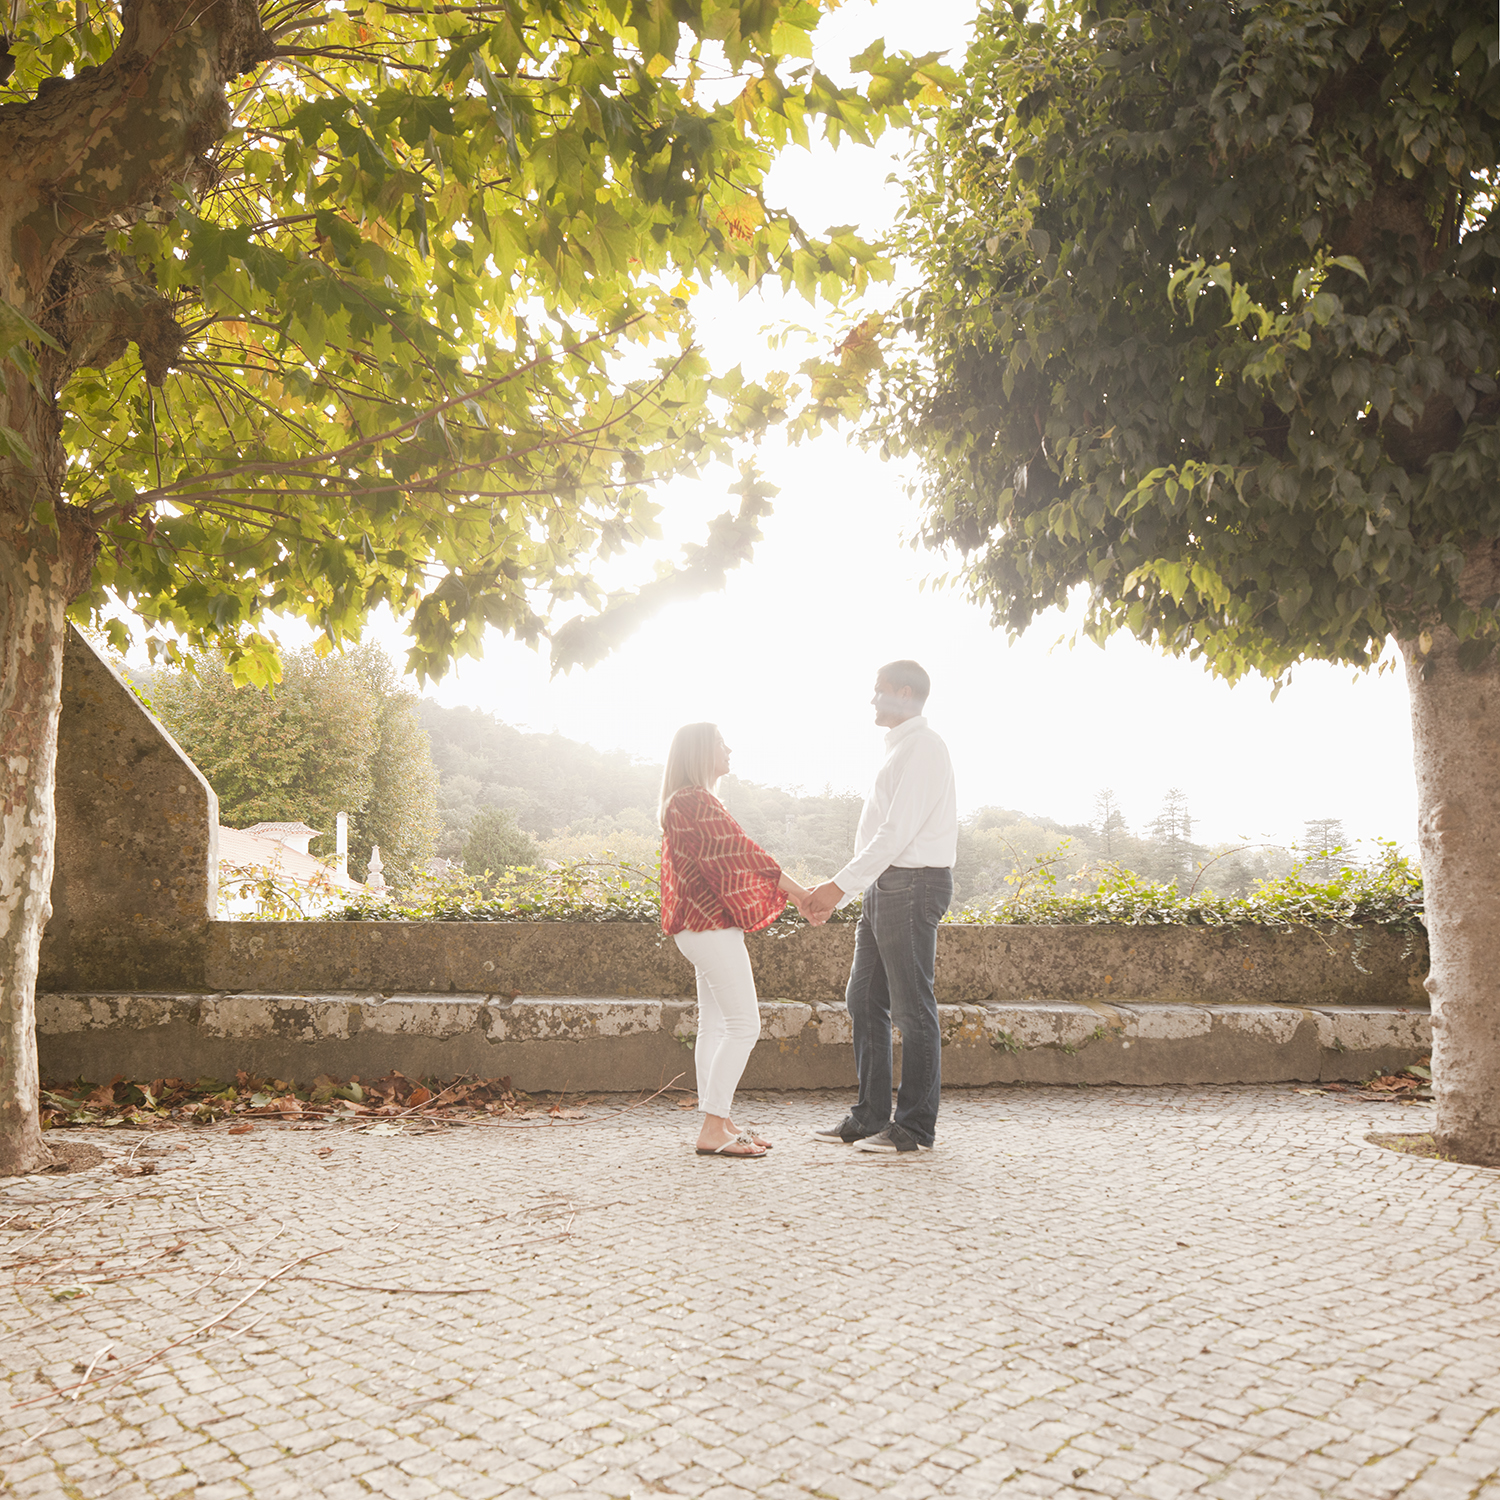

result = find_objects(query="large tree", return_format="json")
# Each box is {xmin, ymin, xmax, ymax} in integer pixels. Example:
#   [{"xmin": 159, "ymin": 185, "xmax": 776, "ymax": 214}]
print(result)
[
  {"xmin": 152, "ymin": 641, "xmax": 440, "ymax": 880},
  {"xmin": 0, "ymin": 0, "xmax": 945, "ymax": 1172},
  {"xmin": 884, "ymin": 0, "xmax": 1500, "ymax": 1159}
]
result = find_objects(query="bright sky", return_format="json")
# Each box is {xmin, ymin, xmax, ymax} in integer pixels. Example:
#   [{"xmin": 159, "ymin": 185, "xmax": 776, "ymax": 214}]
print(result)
[{"xmin": 347, "ymin": 0, "xmax": 1422, "ymax": 851}]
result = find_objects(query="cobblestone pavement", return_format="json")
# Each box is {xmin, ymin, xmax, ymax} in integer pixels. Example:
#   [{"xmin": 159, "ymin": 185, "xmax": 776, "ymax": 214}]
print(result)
[{"xmin": 2, "ymin": 1085, "xmax": 1498, "ymax": 1500}]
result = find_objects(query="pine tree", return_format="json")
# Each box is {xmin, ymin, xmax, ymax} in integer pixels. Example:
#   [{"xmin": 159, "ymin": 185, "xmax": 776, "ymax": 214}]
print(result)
[{"xmin": 1092, "ymin": 788, "xmax": 1128, "ymax": 859}]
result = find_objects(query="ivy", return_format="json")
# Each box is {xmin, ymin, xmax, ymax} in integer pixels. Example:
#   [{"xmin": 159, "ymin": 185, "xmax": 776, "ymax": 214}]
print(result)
[{"xmin": 322, "ymin": 847, "xmax": 1426, "ymax": 939}]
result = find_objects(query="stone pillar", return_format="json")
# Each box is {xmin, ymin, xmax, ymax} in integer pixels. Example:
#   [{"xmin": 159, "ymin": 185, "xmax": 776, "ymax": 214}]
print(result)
[{"xmin": 38, "ymin": 627, "xmax": 217, "ymax": 991}]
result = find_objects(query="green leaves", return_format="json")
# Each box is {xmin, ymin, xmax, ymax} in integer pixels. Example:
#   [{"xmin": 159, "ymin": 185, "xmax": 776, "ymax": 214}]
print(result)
[
  {"xmin": 0, "ymin": 296, "xmax": 61, "ymax": 400},
  {"xmin": 881, "ymin": 0, "xmax": 1500, "ymax": 684},
  {"xmin": 0, "ymin": 0, "xmax": 937, "ymax": 678}
]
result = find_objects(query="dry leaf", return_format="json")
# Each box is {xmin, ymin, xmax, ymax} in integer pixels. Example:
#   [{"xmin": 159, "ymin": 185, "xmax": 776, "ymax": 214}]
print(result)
[
  {"xmin": 111, "ymin": 1160, "xmax": 157, "ymax": 1177},
  {"xmin": 316, "ymin": 1146, "xmax": 334, "ymax": 1158},
  {"xmin": 227, "ymin": 1124, "xmax": 255, "ymax": 1135}
]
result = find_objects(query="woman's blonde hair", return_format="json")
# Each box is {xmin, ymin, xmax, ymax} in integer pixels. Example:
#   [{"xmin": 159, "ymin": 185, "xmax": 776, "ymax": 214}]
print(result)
[{"xmin": 659, "ymin": 722, "xmax": 722, "ymax": 827}]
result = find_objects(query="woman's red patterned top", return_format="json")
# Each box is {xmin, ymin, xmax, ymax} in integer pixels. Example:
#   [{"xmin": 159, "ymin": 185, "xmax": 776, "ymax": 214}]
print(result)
[{"xmin": 660, "ymin": 785, "xmax": 786, "ymax": 935}]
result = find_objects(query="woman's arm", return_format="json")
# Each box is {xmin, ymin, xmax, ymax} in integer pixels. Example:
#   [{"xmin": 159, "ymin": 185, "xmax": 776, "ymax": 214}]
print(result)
[{"xmin": 777, "ymin": 869, "xmax": 812, "ymax": 917}]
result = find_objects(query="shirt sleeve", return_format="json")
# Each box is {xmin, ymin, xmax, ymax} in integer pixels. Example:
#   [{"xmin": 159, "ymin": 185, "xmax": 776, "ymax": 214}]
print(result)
[
  {"xmin": 832, "ymin": 737, "xmax": 950, "ymax": 896},
  {"xmin": 665, "ymin": 790, "xmax": 786, "ymax": 932}
]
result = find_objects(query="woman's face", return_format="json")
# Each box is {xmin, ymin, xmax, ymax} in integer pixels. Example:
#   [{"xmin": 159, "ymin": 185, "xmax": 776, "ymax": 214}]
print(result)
[{"xmin": 712, "ymin": 735, "xmax": 731, "ymax": 780}]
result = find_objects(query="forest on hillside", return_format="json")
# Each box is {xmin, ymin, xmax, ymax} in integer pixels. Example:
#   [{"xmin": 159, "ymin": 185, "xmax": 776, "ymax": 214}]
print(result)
[{"xmin": 419, "ymin": 703, "xmax": 1352, "ymax": 905}]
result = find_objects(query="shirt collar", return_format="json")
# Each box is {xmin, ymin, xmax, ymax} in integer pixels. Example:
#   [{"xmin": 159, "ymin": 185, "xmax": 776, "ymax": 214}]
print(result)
[{"xmin": 884, "ymin": 714, "xmax": 928, "ymax": 748}]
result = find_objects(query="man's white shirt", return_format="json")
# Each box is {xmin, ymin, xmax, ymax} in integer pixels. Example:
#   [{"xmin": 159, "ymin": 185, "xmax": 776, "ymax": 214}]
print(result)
[{"xmin": 832, "ymin": 715, "xmax": 958, "ymax": 899}]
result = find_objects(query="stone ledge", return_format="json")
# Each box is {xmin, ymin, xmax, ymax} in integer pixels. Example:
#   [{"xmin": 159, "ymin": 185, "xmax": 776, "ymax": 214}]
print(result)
[
  {"xmin": 37, "ymin": 993, "xmax": 1431, "ymax": 1093},
  {"xmin": 190, "ymin": 920, "xmax": 1428, "ymax": 1008}
]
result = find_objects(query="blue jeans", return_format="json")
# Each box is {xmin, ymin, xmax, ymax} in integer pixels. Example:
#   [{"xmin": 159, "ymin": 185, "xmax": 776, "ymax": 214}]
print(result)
[{"xmin": 845, "ymin": 866, "xmax": 952, "ymax": 1147}]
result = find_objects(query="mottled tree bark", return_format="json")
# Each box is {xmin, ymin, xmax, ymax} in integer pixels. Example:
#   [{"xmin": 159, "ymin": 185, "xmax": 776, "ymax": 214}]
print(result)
[
  {"xmin": 0, "ymin": 519, "xmax": 93, "ymax": 1174},
  {"xmin": 0, "ymin": 0, "xmax": 266, "ymax": 1173},
  {"xmin": 1402, "ymin": 539, "xmax": 1500, "ymax": 1167}
]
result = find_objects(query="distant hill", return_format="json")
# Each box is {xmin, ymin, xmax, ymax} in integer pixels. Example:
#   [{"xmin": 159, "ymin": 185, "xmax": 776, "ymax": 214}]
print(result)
[
  {"xmin": 417, "ymin": 700, "xmax": 865, "ymax": 876},
  {"xmin": 417, "ymin": 701, "xmax": 1300, "ymax": 899},
  {"xmin": 419, "ymin": 702, "xmax": 661, "ymax": 838}
]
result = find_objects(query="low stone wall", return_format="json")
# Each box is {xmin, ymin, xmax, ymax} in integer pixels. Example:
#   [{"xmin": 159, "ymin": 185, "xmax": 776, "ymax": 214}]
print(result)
[
  {"xmin": 204, "ymin": 919, "xmax": 1427, "ymax": 1007},
  {"xmin": 36, "ymin": 992, "xmax": 1430, "ymax": 1092}
]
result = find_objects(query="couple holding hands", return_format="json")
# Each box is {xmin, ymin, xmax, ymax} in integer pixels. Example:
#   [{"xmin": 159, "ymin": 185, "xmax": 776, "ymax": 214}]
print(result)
[{"xmin": 658, "ymin": 660, "xmax": 958, "ymax": 1159}]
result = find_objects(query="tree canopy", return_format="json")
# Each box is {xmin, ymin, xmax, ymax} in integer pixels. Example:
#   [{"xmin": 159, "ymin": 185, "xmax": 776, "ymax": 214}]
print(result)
[
  {"xmin": 883, "ymin": 0, "xmax": 1499, "ymax": 679},
  {"xmin": 5, "ymin": 0, "xmax": 946, "ymax": 684}
]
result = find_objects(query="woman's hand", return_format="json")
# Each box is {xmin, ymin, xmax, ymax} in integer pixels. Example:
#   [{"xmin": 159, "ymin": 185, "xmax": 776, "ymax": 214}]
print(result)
[{"xmin": 779, "ymin": 873, "xmax": 830, "ymax": 925}]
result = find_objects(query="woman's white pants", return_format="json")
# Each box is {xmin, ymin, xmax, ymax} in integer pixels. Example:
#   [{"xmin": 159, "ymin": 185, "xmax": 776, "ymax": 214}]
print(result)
[{"xmin": 672, "ymin": 926, "xmax": 761, "ymax": 1117}]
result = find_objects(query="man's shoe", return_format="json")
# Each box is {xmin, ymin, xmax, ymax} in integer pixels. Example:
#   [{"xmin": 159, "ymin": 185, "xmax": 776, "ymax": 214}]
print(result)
[
  {"xmin": 854, "ymin": 1124, "xmax": 933, "ymax": 1154},
  {"xmin": 811, "ymin": 1115, "xmax": 880, "ymax": 1144}
]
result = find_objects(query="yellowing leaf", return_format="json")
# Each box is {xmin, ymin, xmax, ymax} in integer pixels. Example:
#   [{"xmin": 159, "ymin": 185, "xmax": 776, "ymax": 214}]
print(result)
[{"xmin": 714, "ymin": 194, "xmax": 765, "ymax": 244}]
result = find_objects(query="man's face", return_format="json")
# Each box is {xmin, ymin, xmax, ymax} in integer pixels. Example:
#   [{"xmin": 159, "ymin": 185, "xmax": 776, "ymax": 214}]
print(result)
[{"xmin": 871, "ymin": 678, "xmax": 913, "ymax": 727}]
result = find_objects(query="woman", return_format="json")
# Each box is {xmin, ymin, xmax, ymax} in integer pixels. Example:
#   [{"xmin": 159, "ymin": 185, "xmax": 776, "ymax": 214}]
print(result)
[{"xmin": 659, "ymin": 723, "xmax": 811, "ymax": 1159}]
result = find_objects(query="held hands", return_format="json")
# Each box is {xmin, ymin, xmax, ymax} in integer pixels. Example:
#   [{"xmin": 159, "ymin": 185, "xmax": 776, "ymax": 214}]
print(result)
[
  {"xmin": 788, "ymin": 884, "xmax": 819, "ymax": 924},
  {"xmin": 802, "ymin": 880, "xmax": 844, "ymax": 926},
  {"xmin": 780, "ymin": 873, "xmax": 843, "ymax": 926}
]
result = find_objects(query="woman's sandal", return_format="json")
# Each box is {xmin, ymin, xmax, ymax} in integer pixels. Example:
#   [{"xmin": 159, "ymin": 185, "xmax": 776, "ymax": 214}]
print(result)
[{"xmin": 695, "ymin": 1131, "xmax": 767, "ymax": 1159}]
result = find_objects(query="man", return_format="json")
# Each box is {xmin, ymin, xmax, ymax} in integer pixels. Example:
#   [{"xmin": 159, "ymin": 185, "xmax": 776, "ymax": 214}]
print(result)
[{"xmin": 805, "ymin": 661, "xmax": 957, "ymax": 1154}]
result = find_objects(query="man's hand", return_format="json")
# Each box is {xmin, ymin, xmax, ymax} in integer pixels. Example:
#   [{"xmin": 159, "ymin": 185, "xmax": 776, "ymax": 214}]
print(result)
[{"xmin": 804, "ymin": 880, "xmax": 844, "ymax": 925}]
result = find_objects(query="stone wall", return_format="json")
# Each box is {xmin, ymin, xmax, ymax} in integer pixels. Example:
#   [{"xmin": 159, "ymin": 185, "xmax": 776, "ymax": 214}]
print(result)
[
  {"xmin": 35, "ymin": 992, "xmax": 1430, "ymax": 1092},
  {"xmin": 205, "ymin": 918, "xmax": 1428, "ymax": 1007},
  {"xmin": 38, "ymin": 628, "xmax": 218, "ymax": 992}
]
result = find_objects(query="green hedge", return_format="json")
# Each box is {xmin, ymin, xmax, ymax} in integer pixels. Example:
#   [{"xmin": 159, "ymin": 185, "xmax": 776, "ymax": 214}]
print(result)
[{"xmin": 326, "ymin": 849, "xmax": 1424, "ymax": 938}]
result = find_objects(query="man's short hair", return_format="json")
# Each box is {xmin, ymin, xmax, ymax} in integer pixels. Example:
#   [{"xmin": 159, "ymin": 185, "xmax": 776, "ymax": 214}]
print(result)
[{"xmin": 877, "ymin": 659, "xmax": 931, "ymax": 705}]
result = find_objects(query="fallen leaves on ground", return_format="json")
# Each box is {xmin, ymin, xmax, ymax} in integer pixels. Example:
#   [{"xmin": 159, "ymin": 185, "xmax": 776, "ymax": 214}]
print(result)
[
  {"xmin": 37, "ymin": 1071, "xmax": 584, "ymax": 1132},
  {"xmin": 1299, "ymin": 1059, "xmax": 1433, "ymax": 1103}
]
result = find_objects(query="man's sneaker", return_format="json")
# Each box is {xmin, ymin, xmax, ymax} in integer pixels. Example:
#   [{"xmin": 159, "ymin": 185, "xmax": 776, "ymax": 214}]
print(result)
[
  {"xmin": 811, "ymin": 1115, "xmax": 880, "ymax": 1144},
  {"xmin": 854, "ymin": 1124, "xmax": 933, "ymax": 1154}
]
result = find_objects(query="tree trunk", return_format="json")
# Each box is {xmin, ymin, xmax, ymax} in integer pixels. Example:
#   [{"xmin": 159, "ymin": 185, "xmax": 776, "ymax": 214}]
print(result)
[
  {"xmin": 0, "ymin": 0, "xmax": 269, "ymax": 1174},
  {"xmin": 0, "ymin": 518, "xmax": 92, "ymax": 1175},
  {"xmin": 1402, "ymin": 538, "xmax": 1500, "ymax": 1166}
]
